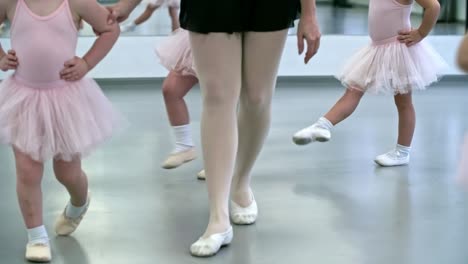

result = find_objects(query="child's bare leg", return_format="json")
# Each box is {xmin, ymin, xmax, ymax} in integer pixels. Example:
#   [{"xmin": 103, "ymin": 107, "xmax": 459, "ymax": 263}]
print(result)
[
  {"xmin": 14, "ymin": 147, "xmax": 44, "ymax": 230},
  {"xmin": 394, "ymin": 92, "xmax": 415, "ymax": 147},
  {"xmin": 162, "ymin": 71, "xmax": 199, "ymax": 169},
  {"xmin": 14, "ymin": 147, "xmax": 51, "ymax": 261},
  {"xmin": 53, "ymin": 157, "xmax": 90, "ymax": 236},
  {"xmin": 163, "ymin": 71, "xmax": 198, "ymax": 126},
  {"xmin": 375, "ymin": 92, "xmax": 414, "ymax": 167},
  {"xmin": 53, "ymin": 158, "xmax": 88, "ymax": 208},
  {"xmin": 324, "ymin": 88, "xmax": 365, "ymax": 125}
]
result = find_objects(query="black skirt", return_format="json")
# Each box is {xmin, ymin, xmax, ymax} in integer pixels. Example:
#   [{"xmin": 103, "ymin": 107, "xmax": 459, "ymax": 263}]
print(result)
[{"xmin": 179, "ymin": 0, "xmax": 301, "ymax": 34}]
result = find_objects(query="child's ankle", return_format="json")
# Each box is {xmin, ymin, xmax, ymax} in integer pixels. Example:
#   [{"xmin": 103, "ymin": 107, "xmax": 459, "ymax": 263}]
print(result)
[{"xmin": 27, "ymin": 225, "xmax": 49, "ymax": 245}]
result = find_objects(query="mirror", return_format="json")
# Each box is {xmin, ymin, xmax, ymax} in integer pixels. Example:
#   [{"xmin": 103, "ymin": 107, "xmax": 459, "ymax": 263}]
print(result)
[
  {"xmin": 0, "ymin": 0, "xmax": 464, "ymax": 37},
  {"xmin": 308, "ymin": 0, "xmax": 466, "ymax": 35},
  {"xmin": 108, "ymin": 0, "xmax": 466, "ymax": 36}
]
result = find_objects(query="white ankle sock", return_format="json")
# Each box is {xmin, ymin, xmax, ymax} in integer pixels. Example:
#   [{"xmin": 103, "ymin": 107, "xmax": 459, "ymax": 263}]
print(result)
[
  {"xmin": 27, "ymin": 226, "xmax": 49, "ymax": 245},
  {"xmin": 317, "ymin": 117, "xmax": 333, "ymax": 130},
  {"xmin": 173, "ymin": 124, "xmax": 194, "ymax": 153},
  {"xmin": 396, "ymin": 144, "xmax": 411, "ymax": 157},
  {"xmin": 65, "ymin": 198, "xmax": 88, "ymax": 219}
]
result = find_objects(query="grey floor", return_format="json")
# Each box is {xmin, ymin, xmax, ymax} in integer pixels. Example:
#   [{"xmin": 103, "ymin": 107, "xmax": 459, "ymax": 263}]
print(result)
[
  {"xmin": 1, "ymin": 78, "xmax": 468, "ymax": 264},
  {"xmin": 0, "ymin": 3, "xmax": 464, "ymax": 37}
]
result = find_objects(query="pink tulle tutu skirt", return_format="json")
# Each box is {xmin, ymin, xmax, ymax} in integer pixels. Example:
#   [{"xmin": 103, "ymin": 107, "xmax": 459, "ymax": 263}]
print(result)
[
  {"xmin": 155, "ymin": 28, "xmax": 197, "ymax": 77},
  {"xmin": 336, "ymin": 37, "xmax": 448, "ymax": 95},
  {"xmin": 0, "ymin": 76, "xmax": 124, "ymax": 162}
]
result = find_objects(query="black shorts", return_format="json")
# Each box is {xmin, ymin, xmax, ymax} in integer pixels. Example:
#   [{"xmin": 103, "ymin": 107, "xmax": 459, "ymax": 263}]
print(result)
[{"xmin": 179, "ymin": 0, "xmax": 300, "ymax": 34}]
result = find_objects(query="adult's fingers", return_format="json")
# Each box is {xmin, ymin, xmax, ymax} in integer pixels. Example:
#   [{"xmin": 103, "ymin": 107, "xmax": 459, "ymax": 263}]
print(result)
[
  {"xmin": 297, "ymin": 31, "xmax": 305, "ymax": 55},
  {"xmin": 304, "ymin": 34, "xmax": 320, "ymax": 64}
]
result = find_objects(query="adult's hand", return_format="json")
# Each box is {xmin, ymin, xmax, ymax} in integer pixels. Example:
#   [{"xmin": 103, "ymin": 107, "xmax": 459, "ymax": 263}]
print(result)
[{"xmin": 297, "ymin": 14, "xmax": 321, "ymax": 64}]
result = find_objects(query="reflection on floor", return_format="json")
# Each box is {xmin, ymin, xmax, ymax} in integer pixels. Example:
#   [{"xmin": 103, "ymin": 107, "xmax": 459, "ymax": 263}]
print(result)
[
  {"xmin": 0, "ymin": 2, "xmax": 464, "ymax": 38},
  {"xmin": 0, "ymin": 78, "xmax": 467, "ymax": 264}
]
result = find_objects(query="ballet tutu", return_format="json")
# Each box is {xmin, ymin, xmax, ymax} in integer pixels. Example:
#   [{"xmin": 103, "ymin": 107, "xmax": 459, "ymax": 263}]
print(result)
[
  {"xmin": 336, "ymin": 37, "xmax": 448, "ymax": 95},
  {"xmin": 155, "ymin": 28, "xmax": 196, "ymax": 77},
  {"xmin": 144, "ymin": 0, "xmax": 180, "ymax": 8},
  {"xmin": 0, "ymin": 76, "xmax": 124, "ymax": 162}
]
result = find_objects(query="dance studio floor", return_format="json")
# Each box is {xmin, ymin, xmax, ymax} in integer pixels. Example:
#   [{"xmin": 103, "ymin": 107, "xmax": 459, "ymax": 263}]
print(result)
[{"xmin": 1, "ymin": 78, "xmax": 468, "ymax": 264}]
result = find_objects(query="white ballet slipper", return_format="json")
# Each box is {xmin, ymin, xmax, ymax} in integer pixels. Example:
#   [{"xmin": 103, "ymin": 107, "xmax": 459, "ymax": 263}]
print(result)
[
  {"xmin": 293, "ymin": 124, "xmax": 331, "ymax": 145},
  {"xmin": 374, "ymin": 150, "xmax": 410, "ymax": 167},
  {"xmin": 162, "ymin": 148, "xmax": 197, "ymax": 169},
  {"xmin": 190, "ymin": 227, "xmax": 233, "ymax": 257},
  {"xmin": 54, "ymin": 192, "xmax": 91, "ymax": 236},
  {"xmin": 197, "ymin": 169, "xmax": 205, "ymax": 180},
  {"xmin": 230, "ymin": 194, "xmax": 258, "ymax": 225},
  {"xmin": 25, "ymin": 243, "xmax": 51, "ymax": 263}
]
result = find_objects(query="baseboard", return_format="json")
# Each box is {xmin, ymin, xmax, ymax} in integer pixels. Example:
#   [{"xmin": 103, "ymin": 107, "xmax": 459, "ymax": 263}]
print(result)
[{"xmin": 96, "ymin": 75, "xmax": 468, "ymax": 88}]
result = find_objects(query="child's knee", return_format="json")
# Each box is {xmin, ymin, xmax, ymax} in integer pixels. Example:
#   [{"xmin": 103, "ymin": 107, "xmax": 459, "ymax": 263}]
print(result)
[
  {"xmin": 394, "ymin": 94, "xmax": 414, "ymax": 110},
  {"xmin": 345, "ymin": 87, "xmax": 365, "ymax": 98},
  {"xmin": 53, "ymin": 160, "xmax": 82, "ymax": 184},
  {"xmin": 162, "ymin": 79, "xmax": 178, "ymax": 99},
  {"xmin": 55, "ymin": 170, "xmax": 84, "ymax": 187},
  {"xmin": 55, "ymin": 171, "xmax": 73, "ymax": 184}
]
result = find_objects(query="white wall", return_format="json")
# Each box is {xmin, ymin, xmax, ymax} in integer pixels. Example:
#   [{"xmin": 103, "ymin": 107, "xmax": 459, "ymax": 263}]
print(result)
[{"xmin": 0, "ymin": 35, "xmax": 464, "ymax": 80}]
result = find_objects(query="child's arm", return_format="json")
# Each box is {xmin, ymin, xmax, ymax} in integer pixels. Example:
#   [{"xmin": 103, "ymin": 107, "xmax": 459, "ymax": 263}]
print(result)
[
  {"xmin": 415, "ymin": 0, "xmax": 440, "ymax": 37},
  {"xmin": 61, "ymin": 0, "xmax": 120, "ymax": 81},
  {"xmin": 397, "ymin": 0, "xmax": 440, "ymax": 47},
  {"xmin": 107, "ymin": 0, "xmax": 142, "ymax": 23},
  {"xmin": 0, "ymin": 2, "xmax": 18, "ymax": 72},
  {"xmin": 457, "ymin": 33, "xmax": 468, "ymax": 72}
]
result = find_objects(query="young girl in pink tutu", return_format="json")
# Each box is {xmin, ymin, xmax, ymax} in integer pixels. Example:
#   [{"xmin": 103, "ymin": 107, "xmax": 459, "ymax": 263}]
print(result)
[
  {"xmin": 0, "ymin": 0, "xmax": 120, "ymax": 262},
  {"xmin": 155, "ymin": 28, "xmax": 205, "ymax": 179},
  {"xmin": 293, "ymin": 0, "xmax": 447, "ymax": 167}
]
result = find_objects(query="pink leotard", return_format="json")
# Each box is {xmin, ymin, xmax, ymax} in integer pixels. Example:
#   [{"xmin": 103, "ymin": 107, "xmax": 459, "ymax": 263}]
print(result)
[
  {"xmin": 11, "ymin": 0, "xmax": 77, "ymax": 88},
  {"xmin": 368, "ymin": 0, "xmax": 412, "ymax": 44}
]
